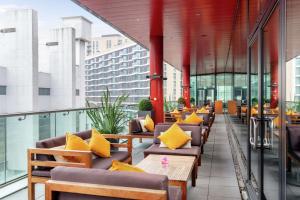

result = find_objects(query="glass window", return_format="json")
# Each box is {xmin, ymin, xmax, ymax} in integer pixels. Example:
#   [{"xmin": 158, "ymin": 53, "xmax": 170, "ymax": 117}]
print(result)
[
  {"xmin": 38, "ymin": 88, "xmax": 50, "ymax": 96},
  {"xmin": 0, "ymin": 85, "xmax": 6, "ymax": 95}
]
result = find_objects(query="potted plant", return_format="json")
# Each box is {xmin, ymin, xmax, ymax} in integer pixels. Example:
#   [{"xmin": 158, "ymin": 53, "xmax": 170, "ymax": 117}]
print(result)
[
  {"xmin": 138, "ymin": 99, "xmax": 154, "ymax": 118},
  {"xmin": 177, "ymin": 97, "xmax": 186, "ymax": 109},
  {"xmin": 86, "ymin": 88, "xmax": 129, "ymax": 141},
  {"xmin": 190, "ymin": 97, "xmax": 195, "ymax": 106}
]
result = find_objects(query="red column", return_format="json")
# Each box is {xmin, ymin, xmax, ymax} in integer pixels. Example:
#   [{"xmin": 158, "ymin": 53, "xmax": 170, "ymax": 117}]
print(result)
[
  {"xmin": 182, "ymin": 64, "xmax": 191, "ymax": 108},
  {"xmin": 270, "ymin": 62, "xmax": 278, "ymax": 108},
  {"xmin": 150, "ymin": 35, "xmax": 164, "ymax": 123}
]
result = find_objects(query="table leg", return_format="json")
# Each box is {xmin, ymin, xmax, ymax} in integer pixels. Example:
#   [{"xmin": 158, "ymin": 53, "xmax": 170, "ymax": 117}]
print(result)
[{"xmin": 169, "ymin": 181, "xmax": 187, "ymax": 200}]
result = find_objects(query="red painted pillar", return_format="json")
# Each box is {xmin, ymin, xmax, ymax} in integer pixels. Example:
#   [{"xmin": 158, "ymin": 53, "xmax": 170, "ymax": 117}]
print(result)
[
  {"xmin": 150, "ymin": 35, "xmax": 164, "ymax": 123},
  {"xmin": 270, "ymin": 62, "xmax": 278, "ymax": 108},
  {"xmin": 182, "ymin": 64, "xmax": 191, "ymax": 108}
]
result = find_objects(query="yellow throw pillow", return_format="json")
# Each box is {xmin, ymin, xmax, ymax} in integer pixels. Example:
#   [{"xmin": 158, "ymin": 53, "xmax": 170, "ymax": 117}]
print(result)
[
  {"xmin": 184, "ymin": 112, "xmax": 204, "ymax": 124},
  {"xmin": 89, "ymin": 129, "xmax": 111, "ymax": 158},
  {"xmin": 144, "ymin": 115, "xmax": 154, "ymax": 132},
  {"xmin": 176, "ymin": 116, "xmax": 183, "ymax": 123},
  {"xmin": 109, "ymin": 160, "xmax": 145, "ymax": 172},
  {"xmin": 196, "ymin": 107, "xmax": 208, "ymax": 114},
  {"xmin": 172, "ymin": 108, "xmax": 180, "ymax": 114},
  {"xmin": 158, "ymin": 123, "xmax": 191, "ymax": 150},
  {"xmin": 64, "ymin": 133, "xmax": 90, "ymax": 162}
]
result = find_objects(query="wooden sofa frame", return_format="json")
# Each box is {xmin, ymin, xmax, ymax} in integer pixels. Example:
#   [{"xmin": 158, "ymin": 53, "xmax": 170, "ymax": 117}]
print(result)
[
  {"xmin": 45, "ymin": 180, "xmax": 167, "ymax": 200},
  {"xmin": 28, "ymin": 134, "xmax": 132, "ymax": 200}
]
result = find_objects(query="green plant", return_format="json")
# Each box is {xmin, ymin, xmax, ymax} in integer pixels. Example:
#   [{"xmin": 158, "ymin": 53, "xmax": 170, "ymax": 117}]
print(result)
[
  {"xmin": 252, "ymin": 97, "xmax": 258, "ymax": 106},
  {"xmin": 190, "ymin": 97, "xmax": 195, "ymax": 104},
  {"xmin": 86, "ymin": 88, "xmax": 129, "ymax": 134},
  {"xmin": 178, "ymin": 97, "xmax": 186, "ymax": 105},
  {"xmin": 138, "ymin": 99, "xmax": 153, "ymax": 111},
  {"xmin": 164, "ymin": 98, "xmax": 177, "ymax": 112}
]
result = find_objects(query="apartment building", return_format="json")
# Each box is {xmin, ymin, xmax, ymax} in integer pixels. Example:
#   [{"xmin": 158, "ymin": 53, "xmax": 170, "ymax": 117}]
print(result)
[{"xmin": 85, "ymin": 37, "xmax": 182, "ymax": 105}]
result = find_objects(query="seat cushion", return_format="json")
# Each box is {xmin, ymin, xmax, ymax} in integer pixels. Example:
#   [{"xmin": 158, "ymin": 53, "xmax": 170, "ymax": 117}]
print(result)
[
  {"xmin": 51, "ymin": 166, "xmax": 168, "ymax": 200},
  {"xmin": 168, "ymin": 186, "xmax": 182, "ymax": 200},
  {"xmin": 144, "ymin": 144, "xmax": 200, "ymax": 158},
  {"xmin": 32, "ymin": 169, "xmax": 51, "ymax": 177},
  {"xmin": 92, "ymin": 151, "xmax": 130, "ymax": 169}
]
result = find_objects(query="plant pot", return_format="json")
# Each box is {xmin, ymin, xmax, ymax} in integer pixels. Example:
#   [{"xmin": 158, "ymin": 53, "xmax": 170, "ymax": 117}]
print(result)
[
  {"xmin": 138, "ymin": 110, "xmax": 154, "ymax": 118},
  {"xmin": 107, "ymin": 137, "xmax": 119, "ymax": 151}
]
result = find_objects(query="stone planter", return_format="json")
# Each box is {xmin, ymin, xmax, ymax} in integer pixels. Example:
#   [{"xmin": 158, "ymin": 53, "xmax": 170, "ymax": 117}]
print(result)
[{"xmin": 137, "ymin": 110, "xmax": 154, "ymax": 118}]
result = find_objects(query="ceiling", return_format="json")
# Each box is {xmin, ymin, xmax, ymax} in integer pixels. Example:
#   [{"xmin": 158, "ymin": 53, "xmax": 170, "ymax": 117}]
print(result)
[{"xmin": 73, "ymin": 0, "xmax": 248, "ymax": 75}]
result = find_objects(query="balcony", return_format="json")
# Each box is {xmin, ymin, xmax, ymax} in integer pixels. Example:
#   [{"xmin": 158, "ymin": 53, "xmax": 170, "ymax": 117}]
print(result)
[{"xmin": 1, "ymin": 107, "xmax": 241, "ymax": 200}]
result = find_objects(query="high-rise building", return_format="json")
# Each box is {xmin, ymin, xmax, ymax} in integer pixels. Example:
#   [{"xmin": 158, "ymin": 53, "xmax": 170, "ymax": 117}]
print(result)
[{"xmin": 85, "ymin": 35, "xmax": 182, "ymax": 105}]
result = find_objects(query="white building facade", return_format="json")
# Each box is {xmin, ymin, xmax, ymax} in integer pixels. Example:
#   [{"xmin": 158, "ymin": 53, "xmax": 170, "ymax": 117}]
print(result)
[{"xmin": 85, "ymin": 36, "xmax": 182, "ymax": 105}]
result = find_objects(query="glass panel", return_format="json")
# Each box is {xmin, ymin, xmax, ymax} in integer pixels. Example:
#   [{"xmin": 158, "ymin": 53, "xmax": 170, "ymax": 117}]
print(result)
[
  {"xmin": 55, "ymin": 111, "xmax": 78, "ymax": 136},
  {"xmin": 0, "ymin": 117, "xmax": 5, "ymax": 184},
  {"xmin": 262, "ymin": 7, "xmax": 280, "ymax": 200},
  {"xmin": 250, "ymin": 39, "xmax": 259, "ymax": 185},
  {"xmin": 286, "ymin": 0, "xmax": 300, "ymax": 198},
  {"xmin": 216, "ymin": 73, "xmax": 233, "ymax": 105},
  {"xmin": 5, "ymin": 115, "xmax": 39, "ymax": 182}
]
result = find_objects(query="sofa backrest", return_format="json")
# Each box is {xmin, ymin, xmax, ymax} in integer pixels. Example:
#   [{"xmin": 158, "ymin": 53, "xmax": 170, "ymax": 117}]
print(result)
[
  {"xmin": 129, "ymin": 119, "xmax": 143, "ymax": 133},
  {"xmin": 36, "ymin": 130, "xmax": 91, "ymax": 161},
  {"xmin": 287, "ymin": 125, "xmax": 300, "ymax": 152},
  {"xmin": 153, "ymin": 124, "xmax": 202, "ymax": 146},
  {"xmin": 51, "ymin": 166, "xmax": 169, "ymax": 200}
]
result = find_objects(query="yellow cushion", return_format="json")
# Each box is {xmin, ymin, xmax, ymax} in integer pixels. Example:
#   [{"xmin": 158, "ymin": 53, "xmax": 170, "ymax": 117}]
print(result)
[
  {"xmin": 172, "ymin": 108, "xmax": 180, "ymax": 114},
  {"xmin": 89, "ymin": 129, "xmax": 111, "ymax": 158},
  {"xmin": 176, "ymin": 116, "xmax": 183, "ymax": 123},
  {"xmin": 64, "ymin": 133, "xmax": 90, "ymax": 162},
  {"xmin": 109, "ymin": 160, "xmax": 145, "ymax": 172},
  {"xmin": 158, "ymin": 123, "xmax": 191, "ymax": 150},
  {"xmin": 184, "ymin": 112, "xmax": 204, "ymax": 124},
  {"xmin": 196, "ymin": 107, "xmax": 208, "ymax": 114},
  {"xmin": 144, "ymin": 115, "xmax": 154, "ymax": 132}
]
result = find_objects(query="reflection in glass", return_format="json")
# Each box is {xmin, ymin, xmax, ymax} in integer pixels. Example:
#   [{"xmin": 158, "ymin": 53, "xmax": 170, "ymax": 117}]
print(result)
[{"xmin": 286, "ymin": 0, "xmax": 300, "ymax": 199}]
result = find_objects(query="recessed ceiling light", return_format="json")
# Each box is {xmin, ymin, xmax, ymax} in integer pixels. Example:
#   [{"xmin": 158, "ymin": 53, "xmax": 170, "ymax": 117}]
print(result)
[
  {"xmin": 136, "ymin": 18, "xmax": 140, "ymax": 22},
  {"xmin": 195, "ymin": 13, "xmax": 201, "ymax": 16}
]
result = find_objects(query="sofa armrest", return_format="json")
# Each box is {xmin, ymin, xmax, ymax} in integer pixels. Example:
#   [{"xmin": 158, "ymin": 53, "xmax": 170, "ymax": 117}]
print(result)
[
  {"xmin": 103, "ymin": 134, "xmax": 133, "ymax": 157},
  {"xmin": 45, "ymin": 180, "xmax": 167, "ymax": 200},
  {"xmin": 27, "ymin": 148, "xmax": 93, "ymax": 177}
]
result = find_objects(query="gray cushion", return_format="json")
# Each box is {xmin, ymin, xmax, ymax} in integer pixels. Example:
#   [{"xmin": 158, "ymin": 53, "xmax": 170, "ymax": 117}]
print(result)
[
  {"xmin": 92, "ymin": 151, "xmax": 130, "ymax": 169},
  {"xmin": 32, "ymin": 169, "xmax": 51, "ymax": 177},
  {"xmin": 144, "ymin": 144, "xmax": 200, "ymax": 158},
  {"xmin": 153, "ymin": 124, "xmax": 202, "ymax": 146},
  {"xmin": 51, "ymin": 166, "xmax": 169, "ymax": 200}
]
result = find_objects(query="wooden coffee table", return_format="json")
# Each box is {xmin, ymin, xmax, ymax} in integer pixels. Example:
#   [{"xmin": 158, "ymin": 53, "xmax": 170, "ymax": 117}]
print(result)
[{"xmin": 136, "ymin": 154, "xmax": 196, "ymax": 200}]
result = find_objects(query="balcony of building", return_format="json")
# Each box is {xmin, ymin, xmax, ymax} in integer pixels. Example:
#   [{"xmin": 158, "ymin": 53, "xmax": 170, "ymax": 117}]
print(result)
[{"xmin": 0, "ymin": 0, "xmax": 300, "ymax": 200}]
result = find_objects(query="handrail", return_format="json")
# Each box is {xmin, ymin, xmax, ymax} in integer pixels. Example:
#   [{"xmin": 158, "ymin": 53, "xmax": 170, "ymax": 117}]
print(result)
[{"xmin": 0, "ymin": 104, "xmax": 138, "ymax": 118}]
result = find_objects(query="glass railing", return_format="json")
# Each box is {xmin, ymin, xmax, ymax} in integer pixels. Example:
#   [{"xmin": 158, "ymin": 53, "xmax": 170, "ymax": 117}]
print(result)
[{"xmin": 0, "ymin": 105, "xmax": 138, "ymax": 186}]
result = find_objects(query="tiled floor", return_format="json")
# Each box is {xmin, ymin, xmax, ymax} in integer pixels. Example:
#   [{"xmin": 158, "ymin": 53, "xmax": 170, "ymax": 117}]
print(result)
[{"xmin": 2, "ymin": 114, "xmax": 242, "ymax": 200}]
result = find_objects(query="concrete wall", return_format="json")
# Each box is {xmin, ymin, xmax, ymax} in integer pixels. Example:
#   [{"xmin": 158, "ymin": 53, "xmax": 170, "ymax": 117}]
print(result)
[
  {"xmin": 48, "ymin": 27, "xmax": 76, "ymax": 109},
  {"xmin": 0, "ymin": 9, "xmax": 39, "ymax": 171},
  {"xmin": 0, "ymin": 9, "xmax": 38, "ymax": 113},
  {"xmin": 0, "ymin": 67, "xmax": 7, "ymax": 113},
  {"xmin": 38, "ymin": 72, "xmax": 51, "ymax": 110}
]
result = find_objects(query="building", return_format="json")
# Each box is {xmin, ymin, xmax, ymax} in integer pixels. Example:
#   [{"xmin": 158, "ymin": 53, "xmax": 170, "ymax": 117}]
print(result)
[
  {"xmin": 0, "ymin": 9, "xmax": 90, "ymax": 187},
  {"xmin": 0, "ymin": 11, "xmax": 90, "ymax": 114},
  {"xmin": 85, "ymin": 36, "xmax": 182, "ymax": 105},
  {"xmin": 86, "ymin": 34, "xmax": 133, "ymax": 56}
]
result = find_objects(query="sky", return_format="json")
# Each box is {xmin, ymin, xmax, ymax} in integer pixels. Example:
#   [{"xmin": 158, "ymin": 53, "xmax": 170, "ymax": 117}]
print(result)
[
  {"xmin": 0, "ymin": 0, "xmax": 119, "ymax": 37},
  {"xmin": 0, "ymin": 0, "xmax": 121, "ymax": 72}
]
